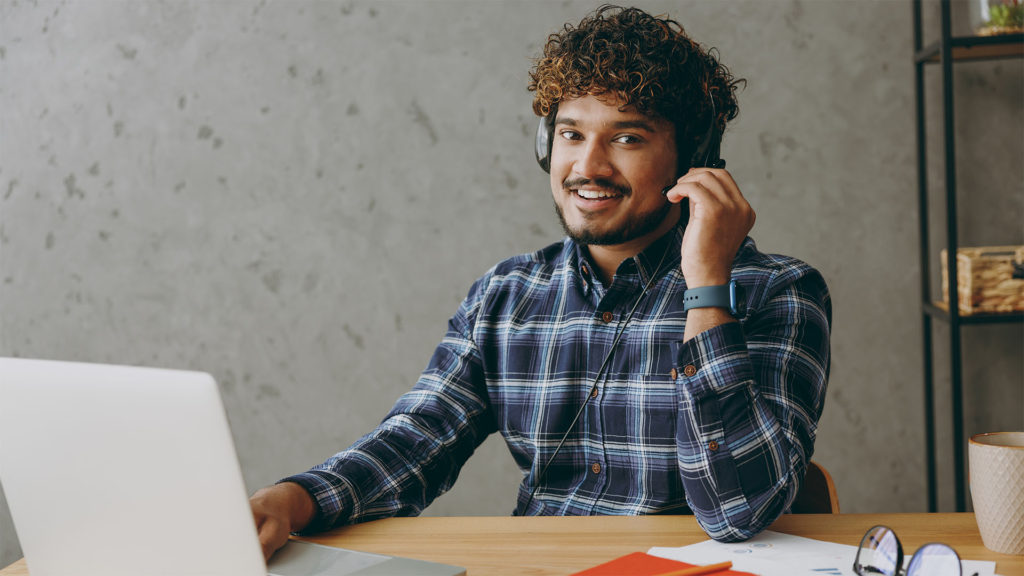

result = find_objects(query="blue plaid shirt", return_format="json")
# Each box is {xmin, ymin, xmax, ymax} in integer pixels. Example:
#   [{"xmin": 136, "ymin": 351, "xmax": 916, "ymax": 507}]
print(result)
[{"xmin": 285, "ymin": 224, "xmax": 831, "ymax": 542}]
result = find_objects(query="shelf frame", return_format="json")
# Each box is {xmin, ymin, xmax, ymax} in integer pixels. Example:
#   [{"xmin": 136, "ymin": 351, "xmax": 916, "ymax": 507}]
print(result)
[
  {"xmin": 912, "ymin": 0, "xmax": 1024, "ymax": 513},
  {"xmin": 915, "ymin": 33, "xmax": 1024, "ymax": 63},
  {"xmin": 924, "ymin": 302, "xmax": 1024, "ymax": 325}
]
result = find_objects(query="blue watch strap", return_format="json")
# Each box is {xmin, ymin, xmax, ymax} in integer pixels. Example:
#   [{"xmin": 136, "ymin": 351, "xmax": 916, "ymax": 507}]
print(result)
[
  {"xmin": 682, "ymin": 281, "xmax": 746, "ymax": 316},
  {"xmin": 682, "ymin": 284, "xmax": 732, "ymax": 311}
]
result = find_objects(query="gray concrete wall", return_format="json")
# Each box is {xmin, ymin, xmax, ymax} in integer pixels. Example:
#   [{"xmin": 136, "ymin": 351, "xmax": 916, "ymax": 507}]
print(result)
[{"xmin": 1, "ymin": 0, "xmax": 1021, "ymax": 567}]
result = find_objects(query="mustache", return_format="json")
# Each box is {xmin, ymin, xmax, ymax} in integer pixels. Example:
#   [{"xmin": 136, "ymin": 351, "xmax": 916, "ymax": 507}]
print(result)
[{"xmin": 562, "ymin": 177, "xmax": 631, "ymax": 196}]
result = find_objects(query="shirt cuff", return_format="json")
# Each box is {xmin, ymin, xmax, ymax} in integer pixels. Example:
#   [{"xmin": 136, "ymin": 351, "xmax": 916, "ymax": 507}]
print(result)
[
  {"xmin": 277, "ymin": 470, "xmax": 355, "ymax": 534},
  {"xmin": 673, "ymin": 321, "xmax": 754, "ymax": 400}
]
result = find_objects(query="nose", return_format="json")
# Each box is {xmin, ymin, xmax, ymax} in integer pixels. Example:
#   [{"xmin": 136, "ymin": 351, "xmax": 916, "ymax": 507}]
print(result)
[{"xmin": 574, "ymin": 140, "xmax": 614, "ymax": 179}]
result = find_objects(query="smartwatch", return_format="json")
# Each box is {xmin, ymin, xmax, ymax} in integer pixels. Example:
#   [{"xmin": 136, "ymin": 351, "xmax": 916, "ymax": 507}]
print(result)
[{"xmin": 682, "ymin": 280, "xmax": 746, "ymax": 317}]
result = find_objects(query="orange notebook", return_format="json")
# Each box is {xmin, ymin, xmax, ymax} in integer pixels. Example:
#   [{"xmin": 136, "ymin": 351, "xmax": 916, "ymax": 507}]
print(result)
[{"xmin": 570, "ymin": 551, "xmax": 756, "ymax": 576}]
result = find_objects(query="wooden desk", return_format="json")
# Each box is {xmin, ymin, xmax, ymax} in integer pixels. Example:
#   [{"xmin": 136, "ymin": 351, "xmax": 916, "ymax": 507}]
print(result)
[{"xmin": 2, "ymin": 513, "xmax": 1020, "ymax": 575}]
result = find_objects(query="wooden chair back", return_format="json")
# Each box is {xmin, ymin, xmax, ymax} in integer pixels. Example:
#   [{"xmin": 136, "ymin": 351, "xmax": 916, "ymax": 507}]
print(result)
[{"xmin": 790, "ymin": 460, "xmax": 840, "ymax": 514}]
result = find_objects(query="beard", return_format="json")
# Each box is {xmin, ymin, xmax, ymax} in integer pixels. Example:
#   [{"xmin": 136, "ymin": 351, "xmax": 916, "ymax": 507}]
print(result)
[{"xmin": 553, "ymin": 179, "xmax": 674, "ymax": 246}]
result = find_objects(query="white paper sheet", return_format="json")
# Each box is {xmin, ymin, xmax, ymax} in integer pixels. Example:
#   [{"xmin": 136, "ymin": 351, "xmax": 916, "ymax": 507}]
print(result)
[{"xmin": 647, "ymin": 530, "xmax": 999, "ymax": 576}]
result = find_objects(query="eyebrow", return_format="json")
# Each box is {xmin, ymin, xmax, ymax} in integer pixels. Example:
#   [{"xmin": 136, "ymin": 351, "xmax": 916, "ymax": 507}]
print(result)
[{"xmin": 554, "ymin": 117, "xmax": 660, "ymax": 133}]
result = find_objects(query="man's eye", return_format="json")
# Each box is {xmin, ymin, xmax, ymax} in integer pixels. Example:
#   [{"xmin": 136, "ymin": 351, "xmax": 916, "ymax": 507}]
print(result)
[
  {"xmin": 614, "ymin": 134, "xmax": 642, "ymax": 144},
  {"xmin": 559, "ymin": 130, "xmax": 582, "ymax": 141}
]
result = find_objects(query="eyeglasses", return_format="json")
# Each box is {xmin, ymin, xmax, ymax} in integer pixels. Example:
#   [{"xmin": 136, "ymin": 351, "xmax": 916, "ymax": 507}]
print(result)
[{"xmin": 853, "ymin": 525, "xmax": 965, "ymax": 576}]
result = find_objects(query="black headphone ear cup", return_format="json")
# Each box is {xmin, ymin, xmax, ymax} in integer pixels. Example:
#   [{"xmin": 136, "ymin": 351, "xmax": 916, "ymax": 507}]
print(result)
[
  {"xmin": 688, "ymin": 99, "xmax": 724, "ymax": 171},
  {"xmin": 535, "ymin": 113, "xmax": 555, "ymax": 173}
]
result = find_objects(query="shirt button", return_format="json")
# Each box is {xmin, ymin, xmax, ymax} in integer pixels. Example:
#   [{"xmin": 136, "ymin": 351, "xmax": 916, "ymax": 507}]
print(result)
[
  {"xmin": 601, "ymin": 311, "xmax": 614, "ymax": 323},
  {"xmin": 590, "ymin": 387, "xmax": 599, "ymax": 399},
  {"xmin": 708, "ymin": 440, "xmax": 719, "ymax": 452},
  {"xmin": 670, "ymin": 368, "xmax": 678, "ymax": 379},
  {"xmin": 683, "ymin": 364, "xmax": 697, "ymax": 377},
  {"xmin": 591, "ymin": 462, "xmax": 602, "ymax": 474}
]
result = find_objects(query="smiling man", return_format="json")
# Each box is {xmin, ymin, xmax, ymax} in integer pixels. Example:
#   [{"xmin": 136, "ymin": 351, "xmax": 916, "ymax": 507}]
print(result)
[{"xmin": 250, "ymin": 5, "xmax": 831, "ymax": 559}]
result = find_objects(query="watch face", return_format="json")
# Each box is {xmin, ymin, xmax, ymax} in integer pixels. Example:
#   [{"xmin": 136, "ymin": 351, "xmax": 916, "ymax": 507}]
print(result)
[{"xmin": 730, "ymin": 281, "xmax": 747, "ymax": 317}]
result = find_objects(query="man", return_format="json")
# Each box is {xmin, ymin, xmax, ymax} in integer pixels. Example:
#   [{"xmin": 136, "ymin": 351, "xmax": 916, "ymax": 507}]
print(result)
[{"xmin": 251, "ymin": 5, "xmax": 831, "ymax": 559}]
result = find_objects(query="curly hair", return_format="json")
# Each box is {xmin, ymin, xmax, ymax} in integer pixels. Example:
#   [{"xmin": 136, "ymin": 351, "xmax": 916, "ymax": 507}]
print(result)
[{"xmin": 528, "ymin": 5, "xmax": 744, "ymax": 164}]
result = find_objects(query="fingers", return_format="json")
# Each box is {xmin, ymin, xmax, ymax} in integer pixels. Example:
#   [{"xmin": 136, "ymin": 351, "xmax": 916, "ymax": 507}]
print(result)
[
  {"xmin": 665, "ymin": 169, "xmax": 753, "ymax": 228},
  {"xmin": 665, "ymin": 167, "xmax": 740, "ymax": 206},
  {"xmin": 250, "ymin": 487, "xmax": 296, "ymax": 561},
  {"xmin": 257, "ymin": 517, "xmax": 290, "ymax": 561}
]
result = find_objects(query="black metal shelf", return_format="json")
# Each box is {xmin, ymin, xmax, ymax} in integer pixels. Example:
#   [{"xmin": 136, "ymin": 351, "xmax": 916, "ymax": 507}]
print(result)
[
  {"xmin": 924, "ymin": 302, "xmax": 1024, "ymax": 325},
  {"xmin": 915, "ymin": 33, "xmax": 1024, "ymax": 63},
  {"xmin": 912, "ymin": 1, "xmax": 1024, "ymax": 514}
]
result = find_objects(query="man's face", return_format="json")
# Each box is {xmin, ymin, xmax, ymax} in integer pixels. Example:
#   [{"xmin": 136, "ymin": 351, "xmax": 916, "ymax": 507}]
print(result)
[{"xmin": 550, "ymin": 95, "xmax": 679, "ymax": 247}]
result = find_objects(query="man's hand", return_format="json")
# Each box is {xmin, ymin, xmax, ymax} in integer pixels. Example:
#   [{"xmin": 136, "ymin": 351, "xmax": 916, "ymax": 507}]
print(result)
[
  {"xmin": 664, "ymin": 167, "xmax": 755, "ymax": 288},
  {"xmin": 664, "ymin": 168, "xmax": 755, "ymax": 342},
  {"xmin": 250, "ymin": 482, "xmax": 317, "ymax": 561}
]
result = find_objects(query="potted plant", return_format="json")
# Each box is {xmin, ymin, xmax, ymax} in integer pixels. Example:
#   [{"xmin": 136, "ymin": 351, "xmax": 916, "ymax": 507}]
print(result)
[{"xmin": 972, "ymin": 0, "xmax": 1024, "ymax": 35}]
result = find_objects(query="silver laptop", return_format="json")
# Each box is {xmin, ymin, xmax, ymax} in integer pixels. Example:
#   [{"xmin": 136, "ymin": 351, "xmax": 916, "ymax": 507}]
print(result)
[{"xmin": 0, "ymin": 357, "xmax": 465, "ymax": 576}]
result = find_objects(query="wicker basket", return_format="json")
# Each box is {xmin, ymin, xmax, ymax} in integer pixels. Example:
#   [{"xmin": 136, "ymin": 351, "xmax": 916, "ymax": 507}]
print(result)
[{"xmin": 940, "ymin": 246, "xmax": 1024, "ymax": 314}]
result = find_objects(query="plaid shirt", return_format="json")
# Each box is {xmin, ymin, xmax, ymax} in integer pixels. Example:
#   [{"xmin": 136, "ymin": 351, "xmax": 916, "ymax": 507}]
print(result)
[{"xmin": 285, "ymin": 224, "xmax": 831, "ymax": 542}]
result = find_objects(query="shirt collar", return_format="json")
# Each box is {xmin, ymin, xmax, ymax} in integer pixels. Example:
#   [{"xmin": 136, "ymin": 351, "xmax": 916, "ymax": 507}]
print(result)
[{"xmin": 571, "ymin": 222, "xmax": 683, "ymax": 287}]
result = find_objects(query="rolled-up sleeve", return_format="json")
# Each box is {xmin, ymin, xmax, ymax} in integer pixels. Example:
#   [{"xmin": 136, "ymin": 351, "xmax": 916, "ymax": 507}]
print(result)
[{"xmin": 674, "ymin": 268, "xmax": 831, "ymax": 541}]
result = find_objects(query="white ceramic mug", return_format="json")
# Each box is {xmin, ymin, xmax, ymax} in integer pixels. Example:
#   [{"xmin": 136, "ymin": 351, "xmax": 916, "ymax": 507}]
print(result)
[{"xmin": 969, "ymin": 431, "xmax": 1024, "ymax": 555}]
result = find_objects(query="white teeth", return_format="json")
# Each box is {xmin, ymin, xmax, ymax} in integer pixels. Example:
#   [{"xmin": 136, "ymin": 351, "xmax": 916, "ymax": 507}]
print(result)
[{"xmin": 576, "ymin": 189, "xmax": 618, "ymax": 199}]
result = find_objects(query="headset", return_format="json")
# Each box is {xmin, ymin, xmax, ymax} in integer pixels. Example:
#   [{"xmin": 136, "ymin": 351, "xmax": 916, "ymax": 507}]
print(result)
[{"xmin": 534, "ymin": 99, "xmax": 726, "ymax": 175}]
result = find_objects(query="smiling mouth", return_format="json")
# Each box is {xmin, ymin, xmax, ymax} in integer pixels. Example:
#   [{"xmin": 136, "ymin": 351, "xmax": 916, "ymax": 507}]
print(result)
[
  {"xmin": 573, "ymin": 188, "xmax": 623, "ymax": 200},
  {"xmin": 563, "ymin": 178, "xmax": 630, "ymax": 204}
]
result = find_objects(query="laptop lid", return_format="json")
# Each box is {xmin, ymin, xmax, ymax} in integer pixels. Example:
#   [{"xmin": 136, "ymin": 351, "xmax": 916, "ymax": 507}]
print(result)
[
  {"xmin": 0, "ymin": 357, "xmax": 267, "ymax": 576},
  {"xmin": 0, "ymin": 358, "xmax": 465, "ymax": 576}
]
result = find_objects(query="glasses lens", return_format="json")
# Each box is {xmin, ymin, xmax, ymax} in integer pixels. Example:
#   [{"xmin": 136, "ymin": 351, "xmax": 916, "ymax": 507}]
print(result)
[
  {"xmin": 906, "ymin": 543, "xmax": 961, "ymax": 576},
  {"xmin": 854, "ymin": 526, "xmax": 901, "ymax": 576}
]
